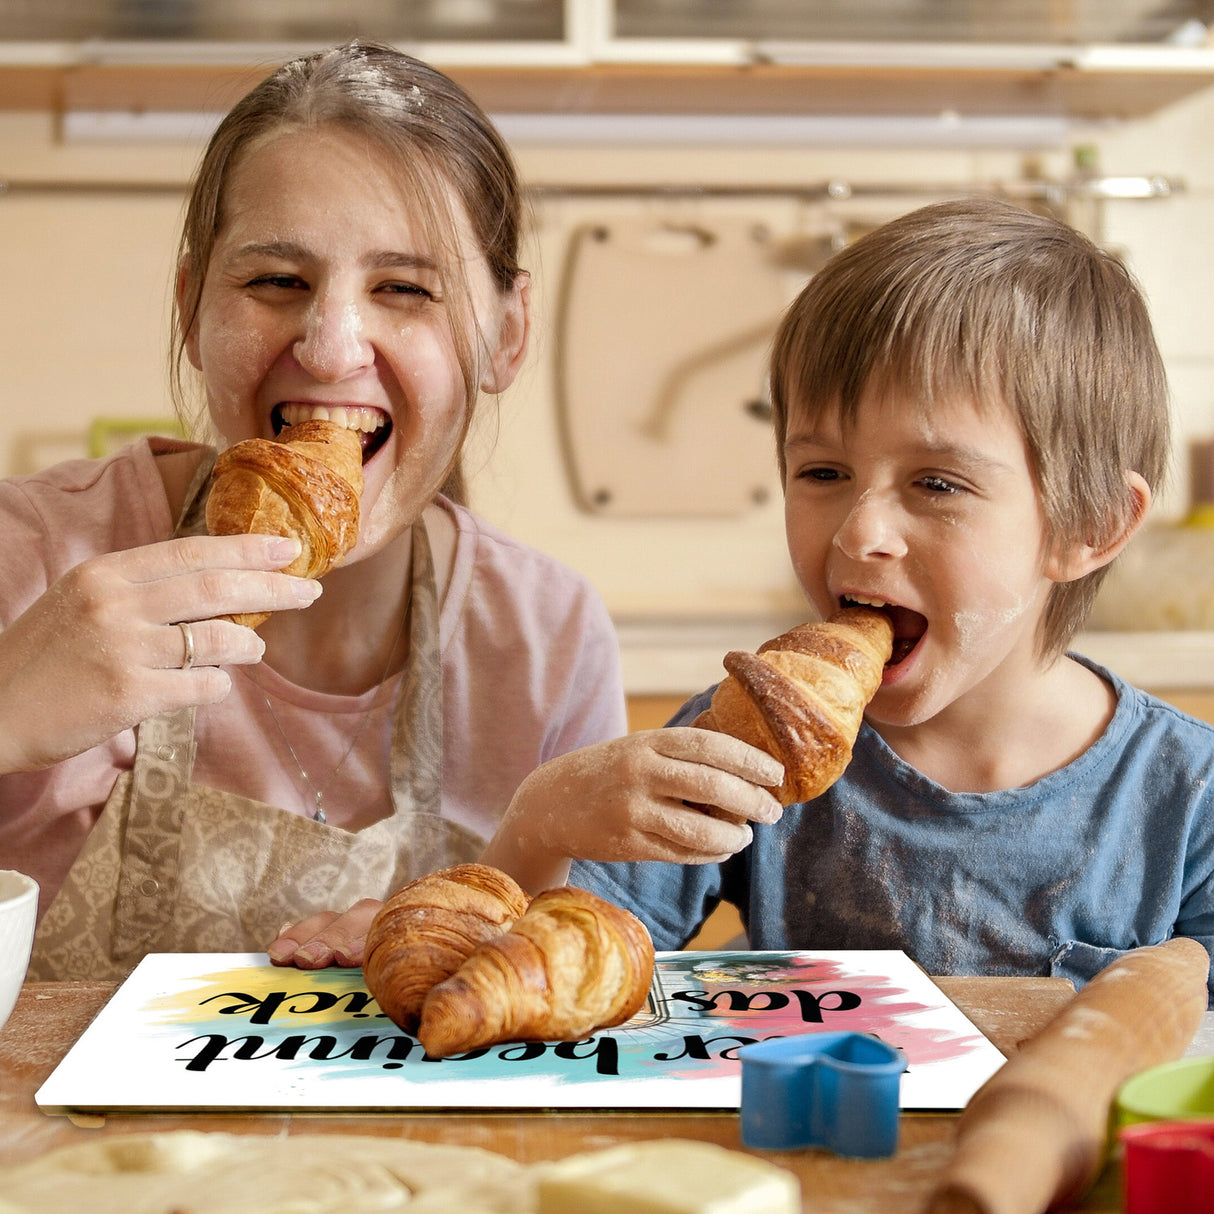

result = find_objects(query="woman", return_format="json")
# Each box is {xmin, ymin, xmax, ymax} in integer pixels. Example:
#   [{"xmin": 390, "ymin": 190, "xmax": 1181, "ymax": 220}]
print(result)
[{"xmin": 2, "ymin": 41, "xmax": 625, "ymax": 980}]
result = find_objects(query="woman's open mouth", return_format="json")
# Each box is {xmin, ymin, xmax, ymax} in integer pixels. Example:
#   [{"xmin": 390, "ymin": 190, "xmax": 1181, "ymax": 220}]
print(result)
[
  {"xmin": 273, "ymin": 403, "xmax": 392, "ymax": 463},
  {"xmin": 841, "ymin": 595, "xmax": 927, "ymax": 665}
]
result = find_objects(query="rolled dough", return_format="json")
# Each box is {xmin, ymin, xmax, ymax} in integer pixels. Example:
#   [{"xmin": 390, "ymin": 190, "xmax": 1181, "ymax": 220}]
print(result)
[{"xmin": 0, "ymin": 1131, "xmax": 530, "ymax": 1213}]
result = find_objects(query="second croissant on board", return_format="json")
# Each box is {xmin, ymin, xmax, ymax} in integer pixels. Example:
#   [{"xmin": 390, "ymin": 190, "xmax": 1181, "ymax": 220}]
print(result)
[
  {"xmin": 417, "ymin": 884, "xmax": 656, "ymax": 1058},
  {"xmin": 694, "ymin": 605, "xmax": 893, "ymax": 805},
  {"xmin": 205, "ymin": 418, "xmax": 364, "ymax": 628}
]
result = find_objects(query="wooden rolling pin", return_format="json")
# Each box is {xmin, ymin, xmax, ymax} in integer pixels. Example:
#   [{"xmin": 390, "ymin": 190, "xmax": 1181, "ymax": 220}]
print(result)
[{"xmin": 925, "ymin": 937, "xmax": 1210, "ymax": 1214}]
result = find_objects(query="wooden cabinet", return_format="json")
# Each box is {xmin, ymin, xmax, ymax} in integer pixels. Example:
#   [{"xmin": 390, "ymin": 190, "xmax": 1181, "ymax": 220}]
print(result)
[
  {"xmin": 3, "ymin": 0, "xmax": 1214, "ymax": 124},
  {"xmin": 2, "ymin": 56, "xmax": 1213, "ymax": 123},
  {"xmin": 1152, "ymin": 689, "xmax": 1214, "ymax": 722}
]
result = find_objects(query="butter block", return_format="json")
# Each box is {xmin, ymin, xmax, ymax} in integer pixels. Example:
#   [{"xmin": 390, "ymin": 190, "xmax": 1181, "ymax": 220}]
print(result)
[{"xmin": 534, "ymin": 1139, "xmax": 800, "ymax": 1214}]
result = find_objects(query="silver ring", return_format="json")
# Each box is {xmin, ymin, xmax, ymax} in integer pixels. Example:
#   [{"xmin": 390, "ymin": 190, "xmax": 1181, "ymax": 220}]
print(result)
[{"xmin": 178, "ymin": 621, "xmax": 196, "ymax": 671}]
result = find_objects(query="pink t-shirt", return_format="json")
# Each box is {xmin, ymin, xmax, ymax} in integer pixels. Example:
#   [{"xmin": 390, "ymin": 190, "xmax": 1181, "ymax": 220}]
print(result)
[{"xmin": 0, "ymin": 439, "xmax": 627, "ymax": 915}]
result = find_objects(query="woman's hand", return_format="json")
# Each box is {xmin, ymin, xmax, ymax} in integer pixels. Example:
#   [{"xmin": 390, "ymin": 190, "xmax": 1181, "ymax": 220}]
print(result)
[
  {"xmin": 0, "ymin": 533, "xmax": 321, "ymax": 774},
  {"xmin": 481, "ymin": 728, "xmax": 785, "ymax": 894},
  {"xmin": 267, "ymin": 899, "xmax": 382, "ymax": 969}
]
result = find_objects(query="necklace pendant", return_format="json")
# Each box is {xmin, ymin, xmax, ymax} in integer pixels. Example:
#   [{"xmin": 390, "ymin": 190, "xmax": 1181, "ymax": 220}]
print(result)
[{"xmin": 258, "ymin": 595, "xmax": 407, "ymax": 831}]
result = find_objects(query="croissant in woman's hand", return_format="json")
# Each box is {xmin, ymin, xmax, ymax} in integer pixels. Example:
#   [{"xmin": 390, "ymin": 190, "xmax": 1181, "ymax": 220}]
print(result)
[
  {"xmin": 695, "ymin": 605, "xmax": 893, "ymax": 805},
  {"xmin": 417, "ymin": 885, "xmax": 655, "ymax": 1058},
  {"xmin": 205, "ymin": 418, "xmax": 364, "ymax": 628},
  {"xmin": 363, "ymin": 864, "xmax": 530, "ymax": 1035}
]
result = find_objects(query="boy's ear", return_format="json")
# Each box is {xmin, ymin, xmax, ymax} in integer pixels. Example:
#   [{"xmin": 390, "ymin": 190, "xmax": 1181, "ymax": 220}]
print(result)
[
  {"xmin": 480, "ymin": 272, "xmax": 531, "ymax": 394},
  {"xmin": 1045, "ymin": 470, "xmax": 1152, "ymax": 583}
]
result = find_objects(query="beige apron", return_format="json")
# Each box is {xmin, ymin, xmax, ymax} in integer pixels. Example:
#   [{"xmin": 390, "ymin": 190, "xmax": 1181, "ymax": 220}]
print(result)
[{"xmin": 30, "ymin": 457, "xmax": 479, "ymax": 981}]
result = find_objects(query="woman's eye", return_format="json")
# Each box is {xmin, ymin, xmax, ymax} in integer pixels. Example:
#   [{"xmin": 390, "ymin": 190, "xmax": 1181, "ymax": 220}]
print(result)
[
  {"xmin": 247, "ymin": 273, "xmax": 305, "ymax": 290},
  {"xmin": 380, "ymin": 281, "xmax": 437, "ymax": 301}
]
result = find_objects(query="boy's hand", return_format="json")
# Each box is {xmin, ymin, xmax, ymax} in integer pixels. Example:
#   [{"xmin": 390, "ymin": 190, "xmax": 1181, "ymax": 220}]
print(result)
[{"xmin": 483, "ymin": 728, "xmax": 785, "ymax": 893}]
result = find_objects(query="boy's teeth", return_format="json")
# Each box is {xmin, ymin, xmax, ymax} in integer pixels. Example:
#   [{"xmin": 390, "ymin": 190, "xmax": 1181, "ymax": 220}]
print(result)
[
  {"xmin": 279, "ymin": 403, "xmax": 385, "ymax": 432},
  {"xmin": 845, "ymin": 595, "xmax": 890, "ymax": 608}
]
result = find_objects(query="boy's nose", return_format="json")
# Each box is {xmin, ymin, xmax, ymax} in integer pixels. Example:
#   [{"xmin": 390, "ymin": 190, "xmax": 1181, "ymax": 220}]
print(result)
[
  {"xmin": 292, "ymin": 295, "xmax": 374, "ymax": 380},
  {"xmin": 833, "ymin": 490, "xmax": 908, "ymax": 560}
]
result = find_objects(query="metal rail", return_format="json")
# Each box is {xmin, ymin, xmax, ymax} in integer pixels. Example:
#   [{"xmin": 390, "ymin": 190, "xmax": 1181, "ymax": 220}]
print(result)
[{"xmin": 0, "ymin": 174, "xmax": 1180, "ymax": 200}]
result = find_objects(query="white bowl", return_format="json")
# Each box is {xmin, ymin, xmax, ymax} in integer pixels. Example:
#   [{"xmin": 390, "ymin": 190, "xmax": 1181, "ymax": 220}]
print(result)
[{"xmin": 0, "ymin": 870, "xmax": 38, "ymax": 1037}]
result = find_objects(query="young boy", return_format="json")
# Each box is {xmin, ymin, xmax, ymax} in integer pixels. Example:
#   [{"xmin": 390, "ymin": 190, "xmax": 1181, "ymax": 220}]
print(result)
[{"xmin": 484, "ymin": 195, "xmax": 1214, "ymax": 997}]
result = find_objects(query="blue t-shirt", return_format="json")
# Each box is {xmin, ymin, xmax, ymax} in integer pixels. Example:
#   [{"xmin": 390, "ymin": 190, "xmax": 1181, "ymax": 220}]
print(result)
[{"xmin": 574, "ymin": 656, "xmax": 1214, "ymax": 998}]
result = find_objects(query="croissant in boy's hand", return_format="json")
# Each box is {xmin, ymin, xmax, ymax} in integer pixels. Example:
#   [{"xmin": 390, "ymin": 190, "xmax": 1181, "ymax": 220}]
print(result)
[
  {"xmin": 694, "ymin": 605, "xmax": 893, "ymax": 805},
  {"xmin": 205, "ymin": 418, "xmax": 364, "ymax": 628},
  {"xmin": 362, "ymin": 864, "xmax": 655, "ymax": 1056}
]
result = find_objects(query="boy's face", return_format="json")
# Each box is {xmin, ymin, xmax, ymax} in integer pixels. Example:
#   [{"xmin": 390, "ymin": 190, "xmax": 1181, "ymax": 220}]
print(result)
[{"xmin": 783, "ymin": 383, "xmax": 1067, "ymax": 729}]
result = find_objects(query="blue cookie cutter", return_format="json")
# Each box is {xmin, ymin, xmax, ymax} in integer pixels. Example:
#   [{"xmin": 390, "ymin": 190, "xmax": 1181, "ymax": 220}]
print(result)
[{"xmin": 738, "ymin": 1031, "xmax": 907, "ymax": 1158}]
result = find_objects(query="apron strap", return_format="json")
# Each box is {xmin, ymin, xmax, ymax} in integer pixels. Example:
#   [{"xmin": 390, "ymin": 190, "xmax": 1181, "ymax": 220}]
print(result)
[
  {"xmin": 391, "ymin": 518, "xmax": 442, "ymax": 811},
  {"xmin": 110, "ymin": 708, "xmax": 196, "ymax": 958},
  {"xmin": 176, "ymin": 448, "xmax": 217, "ymax": 536},
  {"xmin": 104, "ymin": 458, "xmax": 212, "ymax": 958}
]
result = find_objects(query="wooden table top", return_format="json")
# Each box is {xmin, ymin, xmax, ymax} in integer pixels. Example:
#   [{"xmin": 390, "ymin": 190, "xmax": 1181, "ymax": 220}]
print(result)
[{"xmin": 0, "ymin": 973, "xmax": 1129, "ymax": 1212}]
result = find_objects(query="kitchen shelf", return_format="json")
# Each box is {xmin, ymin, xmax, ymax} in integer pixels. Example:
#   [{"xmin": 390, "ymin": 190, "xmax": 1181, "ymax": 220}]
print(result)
[
  {"xmin": 459, "ymin": 57, "xmax": 1214, "ymax": 121},
  {"xmin": 2, "ymin": 53, "xmax": 1214, "ymax": 122}
]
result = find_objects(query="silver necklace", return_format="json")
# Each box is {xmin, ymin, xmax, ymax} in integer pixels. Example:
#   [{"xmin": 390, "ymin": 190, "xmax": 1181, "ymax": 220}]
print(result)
[{"xmin": 259, "ymin": 605, "xmax": 409, "ymax": 824}]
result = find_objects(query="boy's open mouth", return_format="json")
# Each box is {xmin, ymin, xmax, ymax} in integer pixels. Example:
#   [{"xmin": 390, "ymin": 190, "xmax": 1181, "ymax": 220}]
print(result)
[
  {"xmin": 273, "ymin": 403, "xmax": 392, "ymax": 463},
  {"xmin": 840, "ymin": 595, "xmax": 926, "ymax": 665}
]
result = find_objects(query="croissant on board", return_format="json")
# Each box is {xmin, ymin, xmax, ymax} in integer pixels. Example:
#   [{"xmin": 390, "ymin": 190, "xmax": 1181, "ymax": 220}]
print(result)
[
  {"xmin": 363, "ymin": 864, "xmax": 530, "ymax": 1035},
  {"xmin": 205, "ymin": 418, "xmax": 364, "ymax": 628},
  {"xmin": 694, "ymin": 605, "xmax": 893, "ymax": 805},
  {"xmin": 417, "ymin": 884, "xmax": 655, "ymax": 1058}
]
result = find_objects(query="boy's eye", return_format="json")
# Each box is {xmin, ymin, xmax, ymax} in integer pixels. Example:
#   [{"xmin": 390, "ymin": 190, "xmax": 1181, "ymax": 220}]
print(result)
[
  {"xmin": 797, "ymin": 466, "xmax": 842, "ymax": 483},
  {"xmin": 918, "ymin": 474, "xmax": 963, "ymax": 494}
]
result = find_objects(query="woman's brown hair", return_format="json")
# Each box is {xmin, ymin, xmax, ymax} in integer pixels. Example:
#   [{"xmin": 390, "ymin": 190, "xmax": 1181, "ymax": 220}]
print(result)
[{"xmin": 171, "ymin": 40, "xmax": 526, "ymax": 502}]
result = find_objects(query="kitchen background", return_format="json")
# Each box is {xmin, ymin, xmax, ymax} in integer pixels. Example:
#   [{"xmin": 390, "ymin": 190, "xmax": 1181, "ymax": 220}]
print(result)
[{"xmin": 3, "ymin": 0, "xmax": 1214, "ymax": 724}]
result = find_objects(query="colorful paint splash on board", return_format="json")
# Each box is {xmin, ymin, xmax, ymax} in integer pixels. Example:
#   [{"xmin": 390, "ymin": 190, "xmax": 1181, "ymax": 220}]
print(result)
[{"xmin": 648, "ymin": 951, "xmax": 983, "ymax": 1075}]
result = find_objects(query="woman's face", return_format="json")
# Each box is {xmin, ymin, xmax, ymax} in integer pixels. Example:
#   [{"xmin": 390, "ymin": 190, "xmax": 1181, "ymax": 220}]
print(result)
[{"xmin": 184, "ymin": 124, "xmax": 526, "ymax": 558}]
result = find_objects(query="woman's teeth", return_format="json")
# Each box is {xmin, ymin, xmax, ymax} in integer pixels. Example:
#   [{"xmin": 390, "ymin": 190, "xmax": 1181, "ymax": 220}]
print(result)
[{"xmin": 278, "ymin": 402, "xmax": 385, "ymax": 434}]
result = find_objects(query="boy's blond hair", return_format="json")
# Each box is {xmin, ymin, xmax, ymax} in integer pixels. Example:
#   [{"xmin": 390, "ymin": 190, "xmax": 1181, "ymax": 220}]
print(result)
[{"xmin": 770, "ymin": 195, "xmax": 1170, "ymax": 659}]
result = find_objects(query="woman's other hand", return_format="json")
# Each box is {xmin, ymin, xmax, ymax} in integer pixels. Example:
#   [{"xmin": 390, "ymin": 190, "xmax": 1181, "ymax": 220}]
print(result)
[{"xmin": 267, "ymin": 898, "xmax": 383, "ymax": 968}]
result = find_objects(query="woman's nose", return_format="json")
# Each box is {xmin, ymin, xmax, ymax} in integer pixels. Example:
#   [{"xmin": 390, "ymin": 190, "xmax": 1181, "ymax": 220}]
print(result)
[
  {"xmin": 292, "ymin": 294, "xmax": 373, "ymax": 380},
  {"xmin": 833, "ymin": 489, "xmax": 908, "ymax": 560}
]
